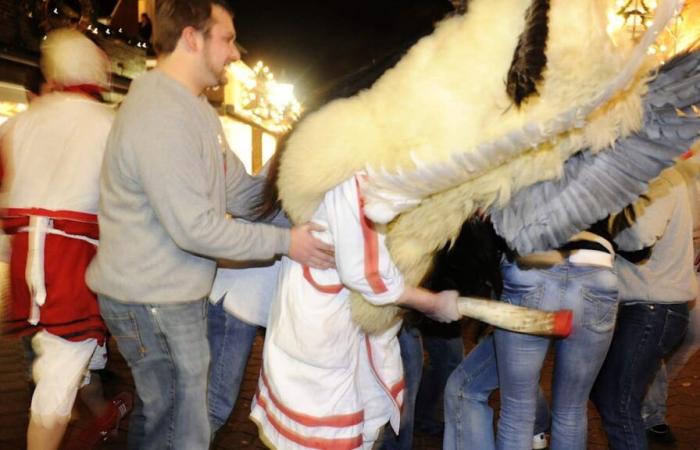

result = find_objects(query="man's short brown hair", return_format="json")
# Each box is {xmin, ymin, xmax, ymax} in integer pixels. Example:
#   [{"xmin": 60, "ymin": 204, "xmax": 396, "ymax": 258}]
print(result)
[{"xmin": 153, "ymin": 0, "xmax": 233, "ymax": 55}]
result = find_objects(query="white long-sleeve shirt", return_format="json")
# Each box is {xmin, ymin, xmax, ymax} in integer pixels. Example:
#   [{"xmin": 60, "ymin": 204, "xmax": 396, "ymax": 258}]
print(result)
[{"xmin": 251, "ymin": 174, "xmax": 405, "ymax": 450}]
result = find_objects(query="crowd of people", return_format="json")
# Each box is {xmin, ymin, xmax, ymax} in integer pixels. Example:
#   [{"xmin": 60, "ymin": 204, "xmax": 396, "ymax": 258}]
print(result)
[{"xmin": 0, "ymin": 1, "xmax": 698, "ymax": 450}]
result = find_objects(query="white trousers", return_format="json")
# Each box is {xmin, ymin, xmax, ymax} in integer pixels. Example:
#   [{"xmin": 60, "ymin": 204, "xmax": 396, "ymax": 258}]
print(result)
[{"xmin": 30, "ymin": 331, "xmax": 100, "ymax": 427}]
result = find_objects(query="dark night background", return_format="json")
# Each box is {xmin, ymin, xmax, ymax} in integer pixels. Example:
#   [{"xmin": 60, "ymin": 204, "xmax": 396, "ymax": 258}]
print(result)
[
  {"xmin": 91, "ymin": 0, "xmax": 456, "ymax": 99},
  {"xmin": 224, "ymin": 0, "xmax": 454, "ymax": 99}
]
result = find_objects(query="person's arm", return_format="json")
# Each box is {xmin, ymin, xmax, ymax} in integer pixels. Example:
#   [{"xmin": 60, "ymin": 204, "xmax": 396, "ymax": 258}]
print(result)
[
  {"xmin": 132, "ymin": 111, "xmax": 289, "ymax": 261},
  {"xmin": 612, "ymin": 173, "xmax": 676, "ymax": 251},
  {"xmin": 221, "ymin": 146, "xmax": 334, "ymax": 268},
  {"xmin": 223, "ymin": 148, "xmax": 267, "ymax": 220},
  {"xmin": 396, "ymin": 286, "xmax": 460, "ymax": 323},
  {"xmin": 133, "ymin": 111, "xmax": 333, "ymax": 268},
  {"xmin": 325, "ymin": 175, "xmax": 458, "ymax": 321}
]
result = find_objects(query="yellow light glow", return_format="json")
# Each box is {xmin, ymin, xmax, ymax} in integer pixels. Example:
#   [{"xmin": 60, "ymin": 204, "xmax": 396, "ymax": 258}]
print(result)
[
  {"xmin": 607, "ymin": 0, "xmax": 700, "ymax": 61},
  {"xmin": 262, "ymin": 132, "xmax": 277, "ymax": 168},
  {"xmin": 224, "ymin": 60, "xmax": 302, "ymax": 134},
  {"xmin": 220, "ymin": 116, "xmax": 254, "ymax": 174},
  {"xmin": 0, "ymin": 101, "xmax": 28, "ymax": 118}
]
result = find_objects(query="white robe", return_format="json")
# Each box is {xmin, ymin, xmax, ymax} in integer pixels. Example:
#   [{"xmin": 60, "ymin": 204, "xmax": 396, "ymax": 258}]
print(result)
[{"xmin": 251, "ymin": 174, "xmax": 406, "ymax": 449}]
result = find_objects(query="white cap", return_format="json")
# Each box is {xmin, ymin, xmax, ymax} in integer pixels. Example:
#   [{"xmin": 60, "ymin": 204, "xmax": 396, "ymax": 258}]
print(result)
[{"xmin": 40, "ymin": 28, "xmax": 111, "ymax": 88}]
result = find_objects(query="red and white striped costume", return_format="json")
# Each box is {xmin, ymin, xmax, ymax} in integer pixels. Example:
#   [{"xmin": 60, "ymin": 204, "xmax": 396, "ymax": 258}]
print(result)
[
  {"xmin": 251, "ymin": 175, "xmax": 406, "ymax": 449},
  {"xmin": 1, "ymin": 91, "xmax": 113, "ymax": 343}
]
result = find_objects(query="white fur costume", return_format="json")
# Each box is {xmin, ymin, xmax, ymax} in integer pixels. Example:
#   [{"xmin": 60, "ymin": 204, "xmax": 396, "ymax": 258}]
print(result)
[{"xmin": 277, "ymin": 0, "xmax": 682, "ymax": 333}]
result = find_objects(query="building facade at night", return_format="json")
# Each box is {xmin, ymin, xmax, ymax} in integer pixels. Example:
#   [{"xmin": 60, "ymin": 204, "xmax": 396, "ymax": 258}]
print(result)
[{"xmin": 0, "ymin": 0, "xmax": 300, "ymax": 174}]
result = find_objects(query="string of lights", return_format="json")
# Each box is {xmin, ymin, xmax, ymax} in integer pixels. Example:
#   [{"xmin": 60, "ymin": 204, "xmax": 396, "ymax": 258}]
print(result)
[
  {"xmin": 607, "ymin": 0, "xmax": 700, "ymax": 61},
  {"xmin": 226, "ymin": 61, "xmax": 302, "ymax": 134}
]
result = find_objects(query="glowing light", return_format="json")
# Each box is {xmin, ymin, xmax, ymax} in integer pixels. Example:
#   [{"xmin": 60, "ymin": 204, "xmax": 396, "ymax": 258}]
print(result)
[
  {"xmin": 608, "ymin": 0, "xmax": 700, "ymax": 61},
  {"xmin": 225, "ymin": 60, "xmax": 302, "ymax": 134},
  {"xmin": 0, "ymin": 101, "xmax": 28, "ymax": 121}
]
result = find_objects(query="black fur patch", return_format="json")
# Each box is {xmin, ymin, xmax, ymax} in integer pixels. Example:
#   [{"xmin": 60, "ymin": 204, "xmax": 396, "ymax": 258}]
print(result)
[
  {"xmin": 450, "ymin": 0, "xmax": 471, "ymax": 15},
  {"xmin": 506, "ymin": 0, "xmax": 551, "ymax": 107},
  {"xmin": 425, "ymin": 218, "xmax": 505, "ymax": 298}
]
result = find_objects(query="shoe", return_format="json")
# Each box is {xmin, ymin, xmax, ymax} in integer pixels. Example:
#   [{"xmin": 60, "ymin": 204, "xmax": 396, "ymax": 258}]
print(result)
[
  {"xmin": 78, "ymin": 392, "xmax": 134, "ymax": 447},
  {"xmin": 646, "ymin": 423, "xmax": 677, "ymax": 444},
  {"xmin": 532, "ymin": 432, "xmax": 549, "ymax": 449}
]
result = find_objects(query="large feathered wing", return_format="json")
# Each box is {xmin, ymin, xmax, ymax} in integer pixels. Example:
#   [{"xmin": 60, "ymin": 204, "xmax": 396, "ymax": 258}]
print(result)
[
  {"xmin": 490, "ymin": 47, "xmax": 700, "ymax": 254},
  {"xmin": 361, "ymin": 0, "xmax": 683, "ymax": 225}
]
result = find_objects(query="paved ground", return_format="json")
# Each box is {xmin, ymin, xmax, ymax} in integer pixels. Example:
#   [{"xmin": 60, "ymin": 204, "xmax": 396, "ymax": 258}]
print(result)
[{"xmin": 1, "ymin": 326, "xmax": 699, "ymax": 449}]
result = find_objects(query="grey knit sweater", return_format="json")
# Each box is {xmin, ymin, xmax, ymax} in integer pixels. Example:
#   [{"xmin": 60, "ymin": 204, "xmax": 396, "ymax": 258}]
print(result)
[{"xmin": 87, "ymin": 70, "xmax": 289, "ymax": 304}]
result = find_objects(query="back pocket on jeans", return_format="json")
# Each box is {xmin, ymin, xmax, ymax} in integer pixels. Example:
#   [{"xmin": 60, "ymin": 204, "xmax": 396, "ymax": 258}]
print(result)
[
  {"xmin": 582, "ymin": 287, "xmax": 618, "ymax": 333},
  {"xmin": 659, "ymin": 308, "xmax": 689, "ymax": 354}
]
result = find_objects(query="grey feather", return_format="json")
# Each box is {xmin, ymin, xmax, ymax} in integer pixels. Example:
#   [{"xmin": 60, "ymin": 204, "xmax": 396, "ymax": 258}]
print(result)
[{"xmin": 490, "ymin": 49, "xmax": 700, "ymax": 254}]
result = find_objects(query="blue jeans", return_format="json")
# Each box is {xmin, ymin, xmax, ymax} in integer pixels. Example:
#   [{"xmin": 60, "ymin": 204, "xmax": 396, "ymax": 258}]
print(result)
[
  {"xmin": 207, "ymin": 298, "xmax": 258, "ymax": 432},
  {"xmin": 98, "ymin": 295, "xmax": 210, "ymax": 450},
  {"xmin": 379, "ymin": 324, "xmax": 423, "ymax": 450},
  {"xmin": 591, "ymin": 302, "xmax": 689, "ymax": 450},
  {"xmin": 641, "ymin": 361, "xmax": 668, "ymax": 429},
  {"xmin": 443, "ymin": 333, "xmax": 550, "ymax": 450},
  {"xmin": 494, "ymin": 259, "xmax": 618, "ymax": 450},
  {"xmin": 415, "ymin": 322, "xmax": 464, "ymax": 436}
]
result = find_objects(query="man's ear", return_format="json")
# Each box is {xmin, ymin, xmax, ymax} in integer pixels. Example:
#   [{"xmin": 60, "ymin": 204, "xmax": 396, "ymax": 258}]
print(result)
[{"xmin": 180, "ymin": 26, "xmax": 203, "ymax": 53}]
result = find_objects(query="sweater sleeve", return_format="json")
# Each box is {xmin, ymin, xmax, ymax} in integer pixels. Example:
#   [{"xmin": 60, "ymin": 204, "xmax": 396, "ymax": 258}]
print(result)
[
  {"xmin": 613, "ymin": 172, "xmax": 677, "ymax": 251},
  {"xmin": 223, "ymin": 147, "xmax": 267, "ymax": 220},
  {"xmin": 131, "ymin": 111, "xmax": 289, "ymax": 260}
]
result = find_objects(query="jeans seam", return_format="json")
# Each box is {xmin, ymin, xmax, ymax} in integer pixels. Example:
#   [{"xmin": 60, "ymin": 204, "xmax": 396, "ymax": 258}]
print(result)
[
  {"xmin": 216, "ymin": 310, "xmax": 231, "ymax": 389},
  {"xmin": 151, "ymin": 306, "xmax": 177, "ymax": 449},
  {"xmin": 210, "ymin": 307, "xmax": 231, "ymax": 426},
  {"xmin": 618, "ymin": 319, "xmax": 654, "ymax": 448}
]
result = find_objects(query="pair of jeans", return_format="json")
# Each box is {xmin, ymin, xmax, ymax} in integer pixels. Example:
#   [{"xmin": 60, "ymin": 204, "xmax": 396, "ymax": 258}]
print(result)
[
  {"xmin": 494, "ymin": 259, "xmax": 618, "ymax": 450},
  {"xmin": 378, "ymin": 324, "xmax": 423, "ymax": 450},
  {"xmin": 415, "ymin": 321, "xmax": 464, "ymax": 436},
  {"xmin": 591, "ymin": 302, "xmax": 689, "ymax": 450},
  {"xmin": 98, "ymin": 295, "xmax": 210, "ymax": 450},
  {"xmin": 443, "ymin": 333, "xmax": 550, "ymax": 450},
  {"xmin": 641, "ymin": 361, "xmax": 668, "ymax": 429},
  {"xmin": 666, "ymin": 298, "xmax": 699, "ymax": 379},
  {"xmin": 207, "ymin": 298, "xmax": 258, "ymax": 432}
]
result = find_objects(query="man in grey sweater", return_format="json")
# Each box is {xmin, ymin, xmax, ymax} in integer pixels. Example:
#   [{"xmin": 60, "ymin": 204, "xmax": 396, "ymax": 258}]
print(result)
[{"xmin": 86, "ymin": 1, "xmax": 333, "ymax": 448}]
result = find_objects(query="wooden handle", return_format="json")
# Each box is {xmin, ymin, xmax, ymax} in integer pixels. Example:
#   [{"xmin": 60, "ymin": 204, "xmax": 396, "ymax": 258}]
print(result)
[{"xmin": 457, "ymin": 296, "xmax": 572, "ymax": 337}]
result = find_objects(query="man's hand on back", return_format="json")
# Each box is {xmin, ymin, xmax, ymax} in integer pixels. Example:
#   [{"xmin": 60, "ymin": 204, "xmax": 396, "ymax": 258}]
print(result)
[{"xmin": 288, "ymin": 223, "xmax": 335, "ymax": 269}]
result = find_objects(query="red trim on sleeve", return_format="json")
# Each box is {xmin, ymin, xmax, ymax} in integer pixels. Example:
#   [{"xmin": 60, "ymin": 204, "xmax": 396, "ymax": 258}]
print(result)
[
  {"xmin": 303, "ymin": 265, "xmax": 343, "ymax": 294},
  {"xmin": 354, "ymin": 177, "xmax": 388, "ymax": 294},
  {"xmin": 260, "ymin": 369, "xmax": 364, "ymax": 427}
]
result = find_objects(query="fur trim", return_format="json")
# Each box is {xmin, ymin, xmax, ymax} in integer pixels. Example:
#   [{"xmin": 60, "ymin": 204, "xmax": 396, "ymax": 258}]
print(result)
[{"xmin": 279, "ymin": 0, "xmax": 658, "ymax": 333}]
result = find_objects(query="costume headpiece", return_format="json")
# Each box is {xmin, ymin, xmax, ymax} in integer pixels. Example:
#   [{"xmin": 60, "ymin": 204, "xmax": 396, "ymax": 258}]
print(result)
[
  {"xmin": 40, "ymin": 28, "xmax": 110, "ymax": 89},
  {"xmin": 278, "ymin": 0, "xmax": 699, "ymax": 333}
]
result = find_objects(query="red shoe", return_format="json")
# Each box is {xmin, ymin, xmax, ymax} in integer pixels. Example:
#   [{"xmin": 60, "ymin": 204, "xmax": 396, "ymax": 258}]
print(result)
[{"xmin": 77, "ymin": 392, "xmax": 134, "ymax": 447}]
